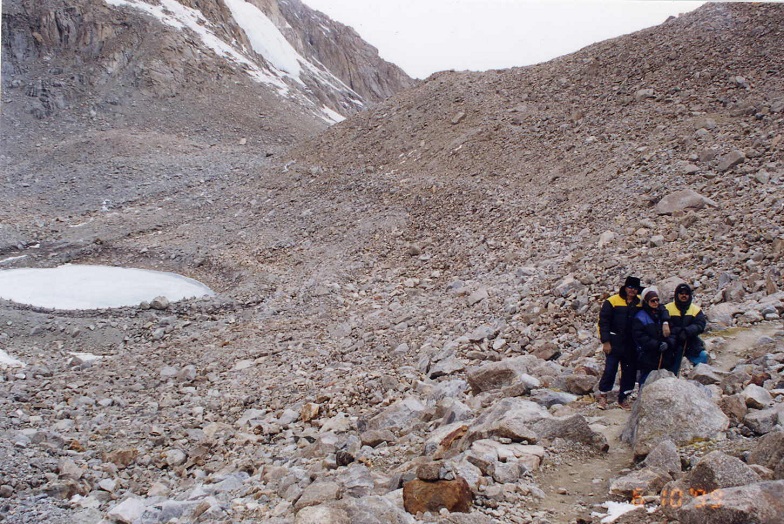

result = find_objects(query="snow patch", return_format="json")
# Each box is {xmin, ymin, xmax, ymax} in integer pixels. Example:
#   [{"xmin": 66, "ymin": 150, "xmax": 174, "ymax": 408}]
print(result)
[
  {"xmin": 0, "ymin": 265, "xmax": 214, "ymax": 310},
  {"xmin": 0, "ymin": 349, "xmax": 25, "ymax": 369},
  {"xmin": 592, "ymin": 501, "xmax": 651, "ymax": 523},
  {"xmin": 223, "ymin": 0, "xmax": 303, "ymax": 79}
]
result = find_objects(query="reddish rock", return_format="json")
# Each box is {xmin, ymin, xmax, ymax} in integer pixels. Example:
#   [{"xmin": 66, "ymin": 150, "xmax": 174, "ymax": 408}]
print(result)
[{"xmin": 403, "ymin": 477, "xmax": 472, "ymax": 514}]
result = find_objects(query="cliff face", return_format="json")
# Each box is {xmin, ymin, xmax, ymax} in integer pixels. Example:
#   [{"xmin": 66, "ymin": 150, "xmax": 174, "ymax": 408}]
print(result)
[{"xmin": 0, "ymin": 0, "xmax": 415, "ymax": 145}]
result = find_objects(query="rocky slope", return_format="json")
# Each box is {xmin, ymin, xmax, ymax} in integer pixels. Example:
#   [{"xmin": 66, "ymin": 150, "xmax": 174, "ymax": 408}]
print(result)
[{"xmin": 0, "ymin": 2, "xmax": 783, "ymax": 524}]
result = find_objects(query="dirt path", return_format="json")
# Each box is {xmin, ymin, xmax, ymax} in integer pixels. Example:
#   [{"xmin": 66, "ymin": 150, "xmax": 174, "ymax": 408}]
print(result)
[{"xmin": 533, "ymin": 405, "xmax": 633, "ymax": 522}]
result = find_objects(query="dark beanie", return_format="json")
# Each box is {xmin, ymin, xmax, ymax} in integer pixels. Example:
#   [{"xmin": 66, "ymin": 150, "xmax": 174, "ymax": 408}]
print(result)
[
  {"xmin": 624, "ymin": 276, "xmax": 642, "ymax": 292},
  {"xmin": 674, "ymin": 283, "xmax": 692, "ymax": 297}
]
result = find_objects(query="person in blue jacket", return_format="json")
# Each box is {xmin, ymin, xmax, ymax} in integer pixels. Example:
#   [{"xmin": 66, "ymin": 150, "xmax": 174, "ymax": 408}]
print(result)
[
  {"xmin": 633, "ymin": 286, "xmax": 676, "ymax": 388},
  {"xmin": 665, "ymin": 283, "xmax": 709, "ymax": 376}
]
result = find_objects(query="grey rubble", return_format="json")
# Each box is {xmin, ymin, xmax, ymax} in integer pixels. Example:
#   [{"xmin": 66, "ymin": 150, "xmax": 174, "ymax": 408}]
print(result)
[{"xmin": 2, "ymin": 2, "xmax": 784, "ymax": 524}]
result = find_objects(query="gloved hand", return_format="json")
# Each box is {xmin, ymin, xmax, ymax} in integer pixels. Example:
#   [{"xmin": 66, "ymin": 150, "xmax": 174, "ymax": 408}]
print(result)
[
  {"xmin": 678, "ymin": 331, "xmax": 687, "ymax": 342},
  {"xmin": 659, "ymin": 342, "xmax": 669, "ymax": 353}
]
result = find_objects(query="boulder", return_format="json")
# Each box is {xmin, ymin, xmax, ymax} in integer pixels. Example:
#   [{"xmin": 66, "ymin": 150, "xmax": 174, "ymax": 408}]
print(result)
[
  {"xmin": 683, "ymin": 451, "xmax": 761, "ymax": 492},
  {"xmin": 343, "ymin": 495, "xmax": 414, "ymax": 524},
  {"xmin": 610, "ymin": 467, "xmax": 672, "ymax": 497},
  {"xmin": 294, "ymin": 481, "xmax": 341, "ymax": 511},
  {"xmin": 530, "ymin": 414, "xmax": 608, "ymax": 451},
  {"xmin": 742, "ymin": 384, "xmax": 773, "ymax": 409},
  {"xmin": 295, "ymin": 504, "xmax": 350, "ymax": 524},
  {"xmin": 367, "ymin": 396, "xmax": 425, "ymax": 432},
  {"xmin": 622, "ymin": 378, "xmax": 729, "ymax": 458},
  {"xmin": 674, "ymin": 480, "xmax": 784, "ymax": 524},
  {"xmin": 458, "ymin": 398, "xmax": 549, "ymax": 450},
  {"xmin": 744, "ymin": 407, "xmax": 782, "ymax": 435},
  {"xmin": 466, "ymin": 356, "xmax": 539, "ymax": 394},
  {"xmin": 564, "ymin": 373, "xmax": 598, "ymax": 395},
  {"xmin": 656, "ymin": 189, "xmax": 718, "ymax": 215},
  {"xmin": 402, "ymin": 477, "xmax": 472, "ymax": 514},
  {"xmin": 747, "ymin": 431, "xmax": 784, "ymax": 479},
  {"xmin": 642, "ymin": 439, "xmax": 682, "ymax": 477}
]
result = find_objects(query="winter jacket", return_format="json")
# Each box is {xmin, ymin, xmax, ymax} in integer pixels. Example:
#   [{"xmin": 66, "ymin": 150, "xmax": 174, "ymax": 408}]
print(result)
[
  {"xmin": 665, "ymin": 301, "xmax": 707, "ymax": 358},
  {"xmin": 632, "ymin": 304, "xmax": 676, "ymax": 371},
  {"xmin": 598, "ymin": 291, "xmax": 642, "ymax": 357}
]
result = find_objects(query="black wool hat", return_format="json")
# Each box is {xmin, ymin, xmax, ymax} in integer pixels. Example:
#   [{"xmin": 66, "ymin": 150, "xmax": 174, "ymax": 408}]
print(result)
[
  {"xmin": 623, "ymin": 276, "xmax": 642, "ymax": 292},
  {"xmin": 675, "ymin": 283, "xmax": 692, "ymax": 296}
]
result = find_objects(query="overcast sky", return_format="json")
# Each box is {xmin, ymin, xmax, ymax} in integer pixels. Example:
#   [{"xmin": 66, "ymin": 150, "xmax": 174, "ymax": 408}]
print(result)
[{"xmin": 303, "ymin": 0, "xmax": 706, "ymax": 79}]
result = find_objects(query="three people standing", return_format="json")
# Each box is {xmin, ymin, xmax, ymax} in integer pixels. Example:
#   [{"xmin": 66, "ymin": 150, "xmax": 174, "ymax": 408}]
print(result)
[{"xmin": 597, "ymin": 277, "xmax": 709, "ymax": 410}]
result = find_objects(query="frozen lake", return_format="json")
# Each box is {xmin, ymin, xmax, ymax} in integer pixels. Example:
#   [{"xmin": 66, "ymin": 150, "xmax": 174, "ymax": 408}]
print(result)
[{"xmin": 0, "ymin": 264, "xmax": 215, "ymax": 310}]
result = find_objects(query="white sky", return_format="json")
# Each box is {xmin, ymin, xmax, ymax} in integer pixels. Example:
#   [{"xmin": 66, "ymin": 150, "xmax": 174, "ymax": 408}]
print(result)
[
  {"xmin": 0, "ymin": 265, "xmax": 214, "ymax": 310},
  {"xmin": 303, "ymin": 0, "xmax": 706, "ymax": 79}
]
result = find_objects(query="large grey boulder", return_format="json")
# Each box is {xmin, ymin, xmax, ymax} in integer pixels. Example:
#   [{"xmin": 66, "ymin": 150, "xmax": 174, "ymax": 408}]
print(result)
[
  {"xmin": 465, "ymin": 356, "xmax": 539, "ymax": 394},
  {"xmin": 622, "ymin": 377, "xmax": 729, "ymax": 458}
]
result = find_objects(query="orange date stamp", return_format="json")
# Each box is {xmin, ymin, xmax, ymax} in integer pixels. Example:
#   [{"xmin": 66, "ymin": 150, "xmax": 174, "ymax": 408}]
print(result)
[{"xmin": 632, "ymin": 487, "xmax": 725, "ymax": 509}]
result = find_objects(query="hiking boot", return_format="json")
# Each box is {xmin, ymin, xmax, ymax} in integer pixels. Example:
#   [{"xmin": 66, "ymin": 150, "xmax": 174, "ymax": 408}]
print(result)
[
  {"xmin": 618, "ymin": 399, "xmax": 632, "ymax": 411},
  {"xmin": 596, "ymin": 394, "xmax": 608, "ymax": 410}
]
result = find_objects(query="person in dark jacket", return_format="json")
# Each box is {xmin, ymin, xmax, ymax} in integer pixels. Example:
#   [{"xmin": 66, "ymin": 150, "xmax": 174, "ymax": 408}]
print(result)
[
  {"xmin": 597, "ymin": 276, "xmax": 642, "ymax": 410},
  {"xmin": 633, "ymin": 286, "xmax": 676, "ymax": 388},
  {"xmin": 665, "ymin": 283, "xmax": 708, "ymax": 376}
]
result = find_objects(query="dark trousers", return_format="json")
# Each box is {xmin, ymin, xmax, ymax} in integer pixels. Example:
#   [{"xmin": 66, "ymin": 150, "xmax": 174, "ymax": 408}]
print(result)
[{"xmin": 598, "ymin": 352, "xmax": 637, "ymax": 403}]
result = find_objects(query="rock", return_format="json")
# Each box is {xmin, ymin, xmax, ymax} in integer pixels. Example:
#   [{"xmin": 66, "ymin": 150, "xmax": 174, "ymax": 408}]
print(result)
[
  {"xmin": 689, "ymin": 364, "xmax": 724, "ymax": 385},
  {"xmin": 622, "ymin": 377, "xmax": 729, "ymax": 458},
  {"xmin": 718, "ymin": 394, "xmax": 748, "ymax": 425},
  {"xmin": 105, "ymin": 449, "xmax": 138, "ymax": 468},
  {"xmin": 165, "ymin": 449, "xmax": 187, "ymax": 467},
  {"xmin": 564, "ymin": 373, "xmax": 598, "ymax": 395},
  {"xmin": 532, "ymin": 414, "xmax": 608, "ymax": 451},
  {"xmin": 716, "ymin": 149, "xmax": 746, "ymax": 172},
  {"xmin": 338, "ymin": 464, "xmax": 374, "ymax": 498},
  {"xmin": 529, "ymin": 389, "xmax": 578, "ymax": 408},
  {"xmin": 747, "ymin": 431, "xmax": 784, "ymax": 479},
  {"xmin": 342, "ymin": 495, "xmax": 414, "ymax": 524},
  {"xmin": 458, "ymin": 398, "xmax": 548, "ymax": 450},
  {"xmin": 294, "ymin": 481, "xmax": 341, "ymax": 511},
  {"xmin": 429, "ymin": 356, "xmax": 466, "ymax": 378},
  {"xmin": 402, "ymin": 477, "xmax": 472, "ymax": 514},
  {"xmin": 642, "ymin": 439, "xmax": 682, "ymax": 477},
  {"xmin": 416, "ymin": 462, "xmax": 443, "ymax": 481},
  {"xmin": 301, "ymin": 402, "xmax": 320, "ymax": 422},
  {"xmin": 742, "ymin": 383, "xmax": 773, "ymax": 409},
  {"xmin": 466, "ymin": 288, "xmax": 489, "ymax": 306},
  {"xmin": 610, "ymin": 466, "xmax": 672, "ymax": 497},
  {"xmin": 466, "ymin": 356, "xmax": 538, "ymax": 393},
  {"xmin": 295, "ymin": 504, "xmax": 350, "ymax": 524},
  {"xmin": 360, "ymin": 429, "xmax": 397, "ymax": 447},
  {"xmin": 674, "ymin": 480, "xmax": 784, "ymax": 524},
  {"xmin": 656, "ymin": 189, "xmax": 718, "ymax": 215},
  {"xmin": 367, "ymin": 396, "xmax": 425, "ymax": 433},
  {"xmin": 150, "ymin": 296, "xmax": 170, "ymax": 310},
  {"xmin": 106, "ymin": 497, "xmax": 148, "ymax": 524},
  {"xmin": 684, "ymin": 451, "xmax": 761, "ymax": 492},
  {"xmin": 744, "ymin": 406, "xmax": 782, "ymax": 435}
]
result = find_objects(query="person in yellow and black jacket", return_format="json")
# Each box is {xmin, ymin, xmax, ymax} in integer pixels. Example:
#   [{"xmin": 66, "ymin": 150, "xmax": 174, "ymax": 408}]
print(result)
[
  {"xmin": 665, "ymin": 283, "xmax": 708, "ymax": 376},
  {"xmin": 597, "ymin": 276, "xmax": 643, "ymax": 410}
]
